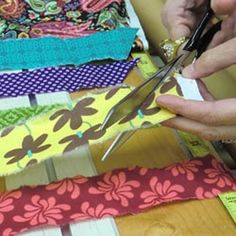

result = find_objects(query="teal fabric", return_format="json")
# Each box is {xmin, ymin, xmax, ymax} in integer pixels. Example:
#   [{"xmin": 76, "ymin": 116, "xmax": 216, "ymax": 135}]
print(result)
[{"xmin": 0, "ymin": 28, "xmax": 137, "ymax": 70}]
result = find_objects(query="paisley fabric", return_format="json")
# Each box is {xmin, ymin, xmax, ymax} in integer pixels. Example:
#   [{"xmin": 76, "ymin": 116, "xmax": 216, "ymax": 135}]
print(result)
[
  {"xmin": 0, "ymin": 0, "xmax": 143, "ymax": 50},
  {"xmin": 0, "ymin": 156, "xmax": 235, "ymax": 236},
  {"xmin": 0, "ymin": 28, "xmax": 137, "ymax": 70},
  {"xmin": 0, "ymin": 59, "xmax": 137, "ymax": 97},
  {"xmin": 0, "ymin": 75, "xmax": 185, "ymax": 176}
]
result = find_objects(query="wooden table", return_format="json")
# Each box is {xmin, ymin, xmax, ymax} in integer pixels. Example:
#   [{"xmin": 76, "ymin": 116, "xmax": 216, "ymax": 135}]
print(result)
[{"xmin": 0, "ymin": 68, "xmax": 235, "ymax": 236}]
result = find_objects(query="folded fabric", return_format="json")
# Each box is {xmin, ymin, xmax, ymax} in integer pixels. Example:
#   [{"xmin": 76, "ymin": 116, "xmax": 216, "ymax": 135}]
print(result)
[
  {"xmin": 0, "ymin": 0, "xmax": 144, "ymax": 51},
  {"xmin": 0, "ymin": 74, "xmax": 185, "ymax": 176},
  {"xmin": 0, "ymin": 0, "xmax": 128, "ymax": 39},
  {"xmin": 0, "ymin": 104, "xmax": 63, "ymax": 130},
  {"xmin": 0, "ymin": 28, "xmax": 137, "ymax": 70},
  {"xmin": 0, "ymin": 156, "xmax": 235, "ymax": 236},
  {"xmin": 0, "ymin": 59, "xmax": 137, "ymax": 97}
]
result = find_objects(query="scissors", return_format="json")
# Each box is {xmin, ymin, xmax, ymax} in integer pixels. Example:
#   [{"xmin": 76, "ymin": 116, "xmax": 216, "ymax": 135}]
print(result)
[{"xmin": 100, "ymin": 0, "xmax": 221, "ymax": 161}]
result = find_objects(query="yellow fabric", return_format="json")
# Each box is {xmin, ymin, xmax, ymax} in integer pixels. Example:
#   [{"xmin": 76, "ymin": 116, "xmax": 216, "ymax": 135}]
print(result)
[{"xmin": 0, "ymin": 77, "xmax": 182, "ymax": 176}]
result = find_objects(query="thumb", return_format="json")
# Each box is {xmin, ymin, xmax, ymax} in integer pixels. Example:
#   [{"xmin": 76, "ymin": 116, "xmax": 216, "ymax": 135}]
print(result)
[
  {"xmin": 211, "ymin": 0, "xmax": 236, "ymax": 14},
  {"xmin": 182, "ymin": 38, "xmax": 236, "ymax": 78}
]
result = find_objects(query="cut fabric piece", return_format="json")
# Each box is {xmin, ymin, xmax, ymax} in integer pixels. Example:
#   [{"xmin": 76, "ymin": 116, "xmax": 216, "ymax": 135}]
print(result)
[
  {"xmin": 0, "ymin": 59, "xmax": 137, "ymax": 97},
  {"xmin": 0, "ymin": 156, "xmax": 235, "ymax": 236},
  {"xmin": 0, "ymin": 104, "xmax": 62, "ymax": 130},
  {"xmin": 0, "ymin": 28, "xmax": 137, "ymax": 70},
  {"xmin": 0, "ymin": 0, "xmax": 127, "ymax": 38},
  {"xmin": 0, "ymin": 74, "xmax": 186, "ymax": 176},
  {"xmin": 0, "ymin": 0, "xmax": 143, "ymax": 51}
]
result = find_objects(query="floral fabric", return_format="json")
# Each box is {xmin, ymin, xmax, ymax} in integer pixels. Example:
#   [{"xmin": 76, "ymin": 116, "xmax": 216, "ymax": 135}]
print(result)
[
  {"xmin": 0, "ymin": 59, "xmax": 137, "ymax": 97},
  {"xmin": 0, "ymin": 27, "xmax": 137, "ymax": 70},
  {"xmin": 0, "ymin": 0, "xmax": 143, "ymax": 50},
  {"xmin": 0, "ymin": 156, "xmax": 235, "ymax": 236},
  {"xmin": 0, "ymin": 75, "xmax": 183, "ymax": 176}
]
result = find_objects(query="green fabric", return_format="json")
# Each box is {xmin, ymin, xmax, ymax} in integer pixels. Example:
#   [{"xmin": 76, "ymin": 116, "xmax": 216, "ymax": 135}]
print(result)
[{"xmin": 0, "ymin": 104, "xmax": 62, "ymax": 129}]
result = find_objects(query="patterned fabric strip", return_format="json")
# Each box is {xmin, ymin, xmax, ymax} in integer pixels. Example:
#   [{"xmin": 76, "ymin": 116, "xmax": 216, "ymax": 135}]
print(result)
[
  {"xmin": 0, "ymin": 0, "xmax": 144, "ymax": 51},
  {"xmin": 0, "ymin": 75, "xmax": 184, "ymax": 176},
  {"xmin": 0, "ymin": 28, "xmax": 137, "ymax": 70},
  {"xmin": 0, "ymin": 156, "xmax": 235, "ymax": 236},
  {"xmin": 0, "ymin": 59, "xmax": 137, "ymax": 97},
  {"xmin": 0, "ymin": 0, "xmax": 128, "ymax": 39},
  {"xmin": 0, "ymin": 104, "xmax": 62, "ymax": 130}
]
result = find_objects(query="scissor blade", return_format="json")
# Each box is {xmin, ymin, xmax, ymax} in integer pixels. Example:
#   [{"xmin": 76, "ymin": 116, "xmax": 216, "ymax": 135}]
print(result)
[
  {"xmin": 100, "ymin": 76, "xmax": 158, "ymax": 130},
  {"xmin": 100, "ymin": 55, "xmax": 182, "ymax": 131},
  {"xmin": 101, "ymin": 130, "xmax": 136, "ymax": 161}
]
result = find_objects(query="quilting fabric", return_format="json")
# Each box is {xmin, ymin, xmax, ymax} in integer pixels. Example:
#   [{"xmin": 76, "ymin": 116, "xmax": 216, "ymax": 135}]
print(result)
[
  {"xmin": 0, "ymin": 28, "xmax": 137, "ymax": 70},
  {"xmin": 0, "ymin": 59, "xmax": 137, "ymax": 97},
  {"xmin": 0, "ymin": 0, "xmax": 144, "ymax": 50},
  {"xmin": 0, "ymin": 104, "xmax": 62, "ymax": 130},
  {"xmin": 0, "ymin": 156, "xmax": 235, "ymax": 236},
  {"xmin": 0, "ymin": 75, "xmax": 184, "ymax": 176}
]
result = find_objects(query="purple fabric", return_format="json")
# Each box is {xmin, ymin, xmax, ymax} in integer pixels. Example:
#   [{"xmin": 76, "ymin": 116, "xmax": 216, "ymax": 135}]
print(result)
[{"xmin": 0, "ymin": 60, "xmax": 137, "ymax": 97}]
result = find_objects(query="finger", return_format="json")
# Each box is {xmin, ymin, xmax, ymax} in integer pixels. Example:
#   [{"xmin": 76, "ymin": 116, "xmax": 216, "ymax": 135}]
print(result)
[
  {"xmin": 211, "ymin": 0, "xmax": 236, "ymax": 14},
  {"xmin": 183, "ymin": 38, "xmax": 236, "ymax": 78},
  {"xmin": 208, "ymin": 31, "xmax": 228, "ymax": 49},
  {"xmin": 196, "ymin": 79, "xmax": 215, "ymax": 101},
  {"xmin": 156, "ymin": 95, "xmax": 236, "ymax": 126},
  {"xmin": 161, "ymin": 0, "xmax": 200, "ymax": 39},
  {"xmin": 208, "ymin": 11, "xmax": 236, "ymax": 48},
  {"xmin": 161, "ymin": 116, "xmax": 236, "ymax": 140}
]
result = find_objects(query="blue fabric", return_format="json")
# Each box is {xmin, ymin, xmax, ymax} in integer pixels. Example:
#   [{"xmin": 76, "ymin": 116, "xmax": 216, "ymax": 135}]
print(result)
[{"xmin": 0, "ymin": 28, "xmax": 137, "ymax": 70}]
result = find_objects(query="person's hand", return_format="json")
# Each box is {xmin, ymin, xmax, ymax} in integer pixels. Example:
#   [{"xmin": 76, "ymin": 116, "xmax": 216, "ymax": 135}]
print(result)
[
  {"xmin": 162, "ymin": 0, "xmax": 236, "ymax": 78},
  {"xmin": 158, "ymin": 0, "xmax": 236, "ymax": 141},
  {"xmin": 161, "ymin": 0, "xmax": 206, "ymax": 40},
  {"xmin": 156, "ymin": 81, "xmax": 236, "ymax": 141}
]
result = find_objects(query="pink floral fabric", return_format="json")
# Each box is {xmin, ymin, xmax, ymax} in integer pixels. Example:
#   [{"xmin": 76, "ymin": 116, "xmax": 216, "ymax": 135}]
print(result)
[{"xmin": 0, "ymin": 155, "xmax": 236, "ymax": 236}]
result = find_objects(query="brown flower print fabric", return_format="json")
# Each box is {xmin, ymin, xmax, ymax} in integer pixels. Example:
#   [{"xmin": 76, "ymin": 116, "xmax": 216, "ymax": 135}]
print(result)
[
  {"xmin": 4, "ymin": 134, "xmax": 51, "ymax": 164},
  {"xmin": 118, "ymin": 92, "xmax": 161, "ymax": 124},
  {"xmin": 59, "ymin": 124, "xmax": 106, "ymax": 153},
  {"xmin": 50, "ymin": 97, "xmax": 97, "ymax": 132},
  {"xmin": 160, "ymin": 76, "xmax": 183, "ymax": 96}
]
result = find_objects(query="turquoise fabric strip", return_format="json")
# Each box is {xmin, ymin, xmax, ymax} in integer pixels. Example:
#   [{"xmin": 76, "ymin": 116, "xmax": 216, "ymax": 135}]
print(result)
[{"xmin": 0, "ymin": 28, "xmax": 137, "ymax": 70}]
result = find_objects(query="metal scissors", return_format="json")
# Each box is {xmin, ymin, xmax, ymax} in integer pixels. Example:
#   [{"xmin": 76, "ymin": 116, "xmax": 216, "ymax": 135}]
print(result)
[{"xmin": 100, "ymin": 0, "xmax": 221, "ymax": 161}]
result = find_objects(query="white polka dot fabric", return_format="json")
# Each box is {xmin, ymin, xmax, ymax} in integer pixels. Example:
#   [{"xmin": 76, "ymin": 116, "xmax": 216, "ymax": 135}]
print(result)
[{"xmin": 0, "ymin": 60, "xmax": 137, "ymax": 97}]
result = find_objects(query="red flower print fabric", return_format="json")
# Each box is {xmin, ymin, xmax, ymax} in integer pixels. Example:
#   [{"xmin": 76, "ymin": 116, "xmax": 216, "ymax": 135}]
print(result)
[
  {"xmin": 0, "ymin": 156, "xmax": 236, "ymax": 235},
  {"xmin": 88, "ymin": 171, "xmax": 140, "ymax": 207},
  {"xmin": 13, "ymin": 195, "xmax": 71, "ymax": 226}
]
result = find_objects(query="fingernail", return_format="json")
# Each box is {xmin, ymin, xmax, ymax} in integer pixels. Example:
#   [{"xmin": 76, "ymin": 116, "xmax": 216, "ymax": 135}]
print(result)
[{"xmin": 156, "ymin": 96, "xmax": 169, "ymax": 105}]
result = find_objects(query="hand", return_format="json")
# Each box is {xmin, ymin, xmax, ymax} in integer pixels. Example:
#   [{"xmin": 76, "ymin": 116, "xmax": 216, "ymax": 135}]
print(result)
[
  {"xmin": 156, "ymin": 81, "xmax": 236, "ymax": 141},
  {"xmin": 162, "ymin": 0, "xmax": 236, "ymax": 78},
  {"xmin": 161, "ymin": 0, "xmax": 206, "ymax": 39}
]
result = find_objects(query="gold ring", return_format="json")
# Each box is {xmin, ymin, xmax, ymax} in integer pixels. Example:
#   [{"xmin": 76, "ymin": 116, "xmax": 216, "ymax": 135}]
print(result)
[{"xmin": 159, "ymin": 37, "xmax": 189, "ymax": 62}]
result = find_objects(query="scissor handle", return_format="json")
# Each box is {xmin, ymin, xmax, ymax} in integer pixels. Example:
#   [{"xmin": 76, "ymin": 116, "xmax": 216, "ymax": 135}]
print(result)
[
  {"xmin": 196, "ymin": 20, "xmax": 222, "ymax": 58},
  {"xmin": 183, "ymin": 0, "xmax": 214, "ymax": 52}
]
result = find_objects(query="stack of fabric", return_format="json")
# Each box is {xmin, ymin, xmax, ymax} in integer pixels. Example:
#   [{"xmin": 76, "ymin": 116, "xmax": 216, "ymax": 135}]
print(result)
[{"xmin": 0, "ymin": 1, "xmax": 235, "ymax": 235}]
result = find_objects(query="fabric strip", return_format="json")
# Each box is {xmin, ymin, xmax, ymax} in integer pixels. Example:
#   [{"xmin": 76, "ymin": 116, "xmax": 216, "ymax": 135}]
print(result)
[
  {"xmin": 0, "ymin": 156, "xmax": 235, "ymax": 236},
  {"xmin": 0, "ymin": 60, "xmax": 137, "ymax": 97},
  {"xmin": 0, "ymin": 0, "xmax": 143, "ymax": 51},
  {"xmin": 0, "ymin": 0, "xmax": 128, "ymax": 40},
  {"xmin": 0, "ymin": 74, "xmax": 185, "ymax": 176},
  {"xmin": 0, "ymin": 104, "xmax": 62, "ymax": 130},
  {"xmin": 0, "ymin": 28, "xmax": 137, "ymax": 70}
]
